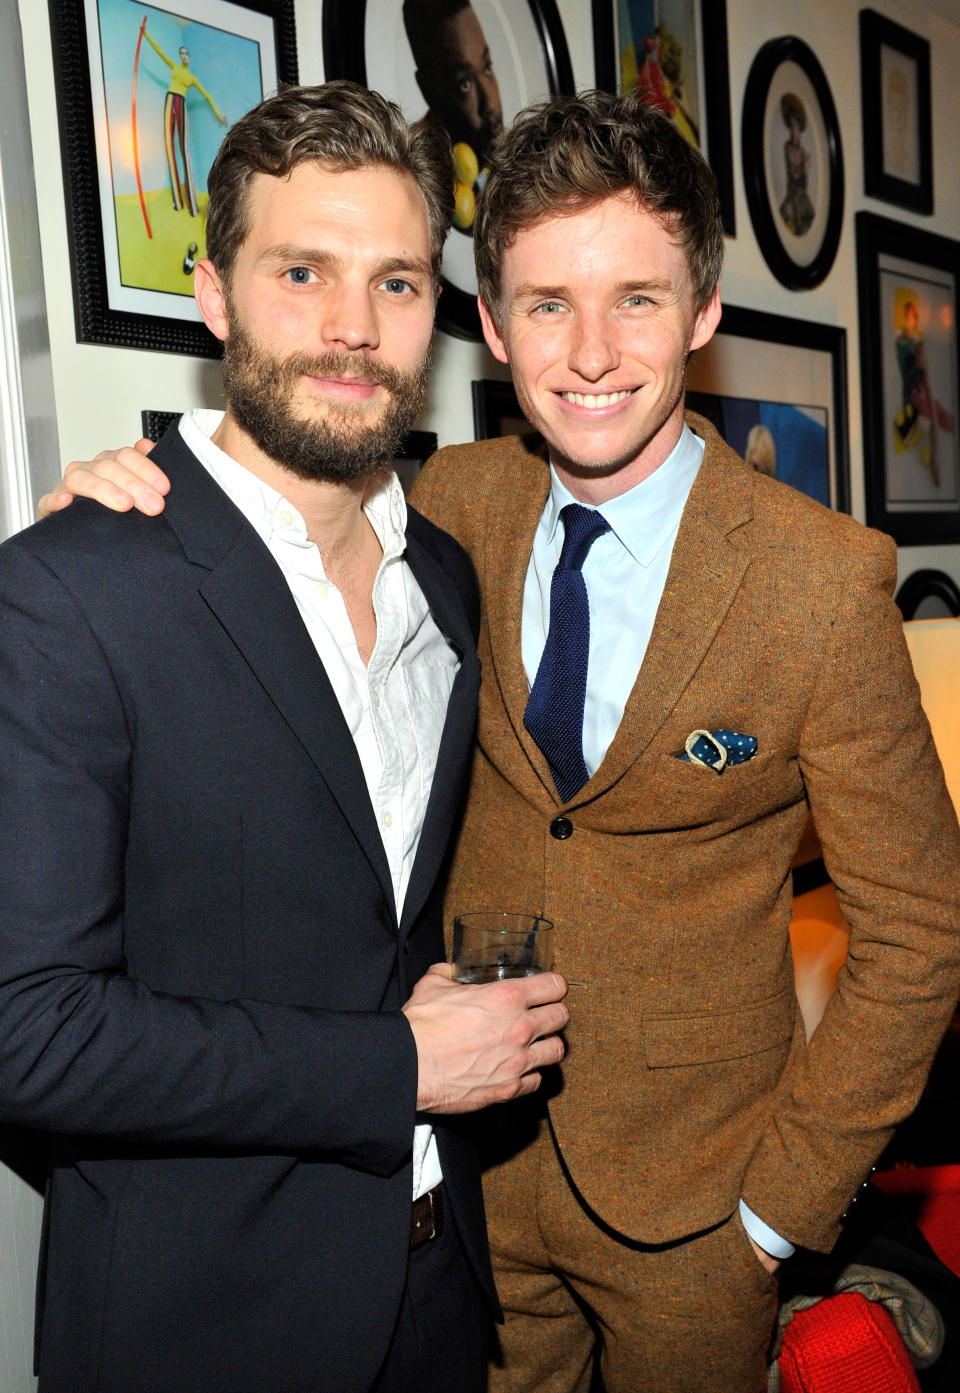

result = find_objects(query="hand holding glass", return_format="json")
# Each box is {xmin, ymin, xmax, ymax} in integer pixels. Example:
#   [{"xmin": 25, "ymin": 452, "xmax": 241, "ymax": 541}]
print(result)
[{"xmin": 452, "ymin": 912, "xmax": 554, "ymax": 984}]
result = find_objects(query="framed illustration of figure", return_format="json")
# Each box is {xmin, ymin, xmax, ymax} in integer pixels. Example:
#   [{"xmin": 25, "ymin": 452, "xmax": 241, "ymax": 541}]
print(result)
[
  {"xmin": 49, "ymin": 0, "xmax": 298, "ymax": 357},
  {"xmin": 322, "ymin": 0, "xmax": 574, "ymax": 341},
  {"xmin": 590, "ymin": 0, "xmax": 735, "ymax": 235},
  {"xmin": 857, "ymin": 212, "xmax": 960, "ymax": 545},
  {"xmin": 742, "ymin": 36, "xmax": 844, "ymax": 291},
  {"xmin": 860, "ymin": 9, "xmax": 933, "ymax": 215},
  {"xmin": 685, "ymin": 304, "xmax": 849, "ymax": 514}
]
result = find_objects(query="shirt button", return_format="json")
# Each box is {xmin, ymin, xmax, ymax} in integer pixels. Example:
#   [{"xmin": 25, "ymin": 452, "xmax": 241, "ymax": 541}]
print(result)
[
  {"xmin": 279, "ymin": 509, "xmax": 294, "ymax": 527},
  {"xmin": 314, "ymin": 581, "xmax": 328, "ymax": 600},
  {"xmin": 381, "ymin": 810, "xmax": 393, "ymax": 828},
  {"xmin": 550, "ymin": 817, "xmax": 573, "ymax": 840},
  {"xmin": 372, "ymin": 691, "xmax": 381, "ymax": 708}
]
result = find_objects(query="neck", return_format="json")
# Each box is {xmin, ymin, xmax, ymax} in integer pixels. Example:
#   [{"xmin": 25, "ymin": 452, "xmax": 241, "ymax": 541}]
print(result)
[
  {"xmin": 212, "ymin": 409, "xmax": 376, "ymax": 557},
  {"xmin": 553, "ymin": 408, "xmax": 685, "ymax": 506}
]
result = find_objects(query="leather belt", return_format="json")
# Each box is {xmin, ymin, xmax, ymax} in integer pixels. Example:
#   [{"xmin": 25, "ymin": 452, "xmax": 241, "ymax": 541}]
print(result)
[{"xmin": 410, "ymin": 1184, "xmax": 444, "ymax": 1250}]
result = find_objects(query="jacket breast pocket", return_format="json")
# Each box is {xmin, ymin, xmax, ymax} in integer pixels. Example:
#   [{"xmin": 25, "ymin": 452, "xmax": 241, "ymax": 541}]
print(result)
[{"xmin": 639, "ymin": 748, "xmax": 805, "ymax": 833}]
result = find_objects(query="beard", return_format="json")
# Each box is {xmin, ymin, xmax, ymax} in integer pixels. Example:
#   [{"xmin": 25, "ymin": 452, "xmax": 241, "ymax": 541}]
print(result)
[{"xmin": 221, "ymin": 311, "xmax": 431, "ymax": 484}]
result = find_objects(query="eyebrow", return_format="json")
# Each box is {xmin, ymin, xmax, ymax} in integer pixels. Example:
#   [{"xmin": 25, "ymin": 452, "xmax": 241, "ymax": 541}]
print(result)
[
  {"xmin": 510, "ymin": 278, "xmax": 677, "ymax": 301},
  {"xmin": 258, "ymin": 245, "xmax": 433, "ymax": 282}
]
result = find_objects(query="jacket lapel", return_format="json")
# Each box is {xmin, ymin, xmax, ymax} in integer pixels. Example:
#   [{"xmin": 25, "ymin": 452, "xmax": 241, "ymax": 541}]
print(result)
[
  {"xmin": 581, "ymin": 421, "xmax": 755, "ymax": 802},
  {"xmin": 399, "ymin": 526, "xmax": 481, "ymax": 938},
  {"xmin": 480, "ymin": 437, "xmax": 563, "ymax": 807},
  {"xmin": 154, "ymin": 428, "xmax": 397, "ymax": 914}
]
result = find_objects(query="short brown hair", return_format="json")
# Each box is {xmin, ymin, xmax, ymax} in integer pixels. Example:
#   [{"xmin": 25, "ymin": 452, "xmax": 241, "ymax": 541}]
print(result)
[
  {"xmin": 474, "ymin": 89, "xmax": 723, "ymax": 316},
  {"xmin": 205, "ymin": 81, "xmax": 453, "ymax": 285}
]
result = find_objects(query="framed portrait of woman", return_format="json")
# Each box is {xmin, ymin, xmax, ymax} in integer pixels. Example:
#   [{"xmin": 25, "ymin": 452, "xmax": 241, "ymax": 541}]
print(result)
[{"xmin": 741, "ymin": 36, "xmax": 844, "ymax": 291}]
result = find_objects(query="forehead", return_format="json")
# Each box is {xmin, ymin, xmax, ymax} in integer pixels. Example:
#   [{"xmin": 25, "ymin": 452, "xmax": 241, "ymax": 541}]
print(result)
[
  {"xmin": 437, "ymin": 7, "xmax": 485, "ymax": 62},
  {"xmin": 241, "ymin": 162, "xmax": 432, "ymax": 257},
  {"xmin": 500, "ymin": 194, "xmax": 690, "ymax": 292}
]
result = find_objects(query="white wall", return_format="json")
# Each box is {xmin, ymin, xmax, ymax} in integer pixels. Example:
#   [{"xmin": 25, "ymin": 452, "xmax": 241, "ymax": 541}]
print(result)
[{"xmin": 18, "ymin": 0, "xmax": 960, "ymax": 585}]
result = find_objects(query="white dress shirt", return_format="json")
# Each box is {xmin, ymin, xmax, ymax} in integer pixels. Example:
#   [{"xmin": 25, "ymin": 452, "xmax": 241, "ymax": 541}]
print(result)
[
  {"xmin": 180, "ymin": 410, "xmax": 455, "ymax": 1199},
  {"xmin": 520, "ymin": 423, "xmax": 794, "ymax": 1260}
]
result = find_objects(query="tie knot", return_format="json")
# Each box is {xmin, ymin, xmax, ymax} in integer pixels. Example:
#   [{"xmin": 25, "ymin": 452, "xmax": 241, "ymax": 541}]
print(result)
[{"xmin": 557, "ymin": 503, "xmax": 611, "ymax": 573}]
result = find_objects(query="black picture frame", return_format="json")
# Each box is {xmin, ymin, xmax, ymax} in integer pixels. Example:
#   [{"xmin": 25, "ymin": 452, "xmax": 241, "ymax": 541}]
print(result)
[
  {"xmin": 471, "ymin": 379, "xmax": 528, "ymax": 440},
  {"xmin": 590, "ymin": 0, "xmax": 735, "ymax": 236},
  {"xmin": 686, "ymin": 304, "xmax": 850, "ymax": 514},
  {"xmin": 50, "ymin": 0, "xmax": 298, "ymax": 359},
  {"xmin": 856, "ymin": 211, "xmax": 960, "ymax": 546},
  {"xmin": 323, "ymin": 0, "xmax": 574, "ymax": 342},
  {"xmin": 859, "ymin": 9, "xmax": 933, "ymax": 216},
  {"xmin": 741, "ymin": 36, "xmax": 844, "ymax": 291}
]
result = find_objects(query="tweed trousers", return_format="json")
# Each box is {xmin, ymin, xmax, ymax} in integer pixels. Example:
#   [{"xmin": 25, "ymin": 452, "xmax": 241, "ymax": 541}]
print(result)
[{"xmin": 483, "ymin": 1098, "xmax": 779, "ymax": 1393}]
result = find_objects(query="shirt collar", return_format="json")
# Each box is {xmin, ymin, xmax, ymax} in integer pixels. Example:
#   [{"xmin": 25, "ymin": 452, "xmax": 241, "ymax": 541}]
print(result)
[
  {"xmin": 178, "ymin": 408, "xmax": 408, "ymax": 561},
  {"xmin": 544, "ymin": 423, "xmax": 704, "ymax": 567}
]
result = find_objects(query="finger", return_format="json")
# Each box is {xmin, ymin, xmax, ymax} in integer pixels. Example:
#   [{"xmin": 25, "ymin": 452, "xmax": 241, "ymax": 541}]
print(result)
[
  {"xmin": 56, "ymin": 466, "xmax": 138, "ymax": 512},
  {"xmin": 525, "ymin": 1035, "xmax": 566, "ymax": 1071},
  {"xmin": 135, "ymin": 437, "xmax": 160, "ymax": 459},
  {"xmin": 425, "ymin": 961, "xmax": 455, "ymax": 981},
  {"xmin": 36, "ymin": 490, "xmax": 74, "ymax": 520},
  {"xmin": 64, "ymin": 457, "xmax": 167, "ymax": 514},
  {"xmin": 528, "ymin": 1000, "xmax": 570, "ymax": 1037},
  {"xmin": 496, "ymin": 971, "xmax": 568, "ymax": 1006}
]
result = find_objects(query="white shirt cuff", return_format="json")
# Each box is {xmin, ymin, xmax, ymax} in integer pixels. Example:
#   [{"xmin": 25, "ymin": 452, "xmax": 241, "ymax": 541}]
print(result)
[{"xmin": 739, "ymin": 1198, "xmax": 795, "ymax": 1259}]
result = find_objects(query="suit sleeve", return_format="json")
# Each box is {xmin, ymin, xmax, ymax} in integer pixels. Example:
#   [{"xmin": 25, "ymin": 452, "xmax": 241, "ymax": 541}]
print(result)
[
  {"xmin": 741, "ymin": 533, "xmax": 960, "ymax": 1249},
  {"xmin": 0, "ymin": 540, "xmax": 418, "ymax": 1174}
]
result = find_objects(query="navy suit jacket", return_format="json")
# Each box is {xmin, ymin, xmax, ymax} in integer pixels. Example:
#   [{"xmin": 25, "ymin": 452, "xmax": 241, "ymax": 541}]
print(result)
[{"xmin": 0, "ymin": 426, "xmax": 493, "ymax": 1392}]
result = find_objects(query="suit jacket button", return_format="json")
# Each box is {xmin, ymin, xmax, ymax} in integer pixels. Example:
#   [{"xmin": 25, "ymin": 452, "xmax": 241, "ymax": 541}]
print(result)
[{"xmin": 550, "ymin": 817, "xmax": 574, "ymax": 840}]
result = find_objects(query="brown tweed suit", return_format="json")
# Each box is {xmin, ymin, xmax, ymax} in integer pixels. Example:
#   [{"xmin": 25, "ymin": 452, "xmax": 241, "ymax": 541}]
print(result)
[{"xmin": 410, "ymin": 415, "xmax": 960, "ymax": 1388}]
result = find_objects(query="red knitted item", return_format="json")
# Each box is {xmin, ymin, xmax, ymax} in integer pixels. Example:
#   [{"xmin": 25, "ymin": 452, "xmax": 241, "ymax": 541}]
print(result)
[
  {"xmin": 778, "ymin": 1292, "xmax": 920, "ymax": 1393},
  {"xmin": 873, "ymin": 1164, "xmax": 960, "ymax": 1276}
]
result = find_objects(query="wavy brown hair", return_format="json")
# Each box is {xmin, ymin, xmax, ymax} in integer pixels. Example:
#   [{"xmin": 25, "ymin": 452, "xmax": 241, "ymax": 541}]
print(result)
[
  {"xmin": 205, "ymin": 81, "xmax": 453, "ymax": 286},
  {"xmin": 475, "ymin": 89, "xmax": 723, "ymax": 318}
]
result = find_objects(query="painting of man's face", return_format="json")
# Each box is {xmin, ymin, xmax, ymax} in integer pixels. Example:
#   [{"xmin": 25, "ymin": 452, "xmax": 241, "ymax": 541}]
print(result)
[{"xmin": 406, "ymin": 2, "xmax": 503, "ymax": 163}]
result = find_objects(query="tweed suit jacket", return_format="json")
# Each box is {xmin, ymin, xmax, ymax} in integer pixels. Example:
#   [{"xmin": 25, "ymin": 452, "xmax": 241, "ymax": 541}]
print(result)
[
  {"xmin": 410, "ymin": 414, "xmax": 960, "ymax": 1255},
  {"xmin": 0, "ymin": 426, "xmax": 495, "ymax": 1393}
]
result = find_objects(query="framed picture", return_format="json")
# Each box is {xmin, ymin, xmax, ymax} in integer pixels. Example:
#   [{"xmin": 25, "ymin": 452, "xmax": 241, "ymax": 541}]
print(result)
[
  {"xmin": 322, "ymin": 0, "xmax": 574, "ymax": 341},
  {"xmin": 590, "ymin": 0, "xmax": 734, "ymax": 235},
  {"xmin": 49, "ymin": 0, "xmax": 298, "ymax": 358},
  {"xmin": 686, "ymin": 304, "xmax": 850, "ymax": 513},
  {"xmin": 741, "ymin": 36, "xmax": 844, "ymax": 291},
  {"xmin": 856, "ymin": 212, "xmax": 959, "ymax": 546},
  {"xmin": 472, "ymin": 378, "xmax": 528, "ymax": 440},
  {"xmin": 859, "ymin": 9, "xmax": 932, "ymax": 216}
]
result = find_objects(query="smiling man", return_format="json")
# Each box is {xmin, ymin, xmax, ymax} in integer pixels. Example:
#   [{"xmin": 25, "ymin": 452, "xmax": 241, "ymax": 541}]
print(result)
[
  {"xmin": 0, "ymin": 83, "xmax": 571, "ymax": 1393},
  {"xmin": 39, "ymin": 89, "xmax": 960, "ymax": 1392},
  {"xmin": 410, "ymin": 90, "xmax": 960, "ymax": 1391}
]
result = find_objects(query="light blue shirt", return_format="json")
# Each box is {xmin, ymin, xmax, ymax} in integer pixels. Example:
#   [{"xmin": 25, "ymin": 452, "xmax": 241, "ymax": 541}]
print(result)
[{"xmin": 520, "ymin": 423, "xmax": 794, "ymax": 1262}]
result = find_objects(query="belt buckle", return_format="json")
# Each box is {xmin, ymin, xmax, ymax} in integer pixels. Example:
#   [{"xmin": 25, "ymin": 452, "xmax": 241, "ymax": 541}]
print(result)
[{"xmin": 410, "ymin": 1185, "xmax": 441, "ymax": 1249}]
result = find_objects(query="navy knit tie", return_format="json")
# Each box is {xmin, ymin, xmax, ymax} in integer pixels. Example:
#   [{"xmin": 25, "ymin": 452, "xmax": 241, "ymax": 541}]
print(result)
[{"xmin": 524, "ymin": 503, "xmax": 611, "ymax": 803}]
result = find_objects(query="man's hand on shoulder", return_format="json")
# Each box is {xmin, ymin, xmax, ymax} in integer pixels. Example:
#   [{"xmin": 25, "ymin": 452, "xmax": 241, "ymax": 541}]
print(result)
[
  {"xmin": 37, "ymin": 439, "xmax": 168, "ymax": 520},
  {"xmin": 403, "ymin": 962, "xmax": 569, "ymax": 1113}
]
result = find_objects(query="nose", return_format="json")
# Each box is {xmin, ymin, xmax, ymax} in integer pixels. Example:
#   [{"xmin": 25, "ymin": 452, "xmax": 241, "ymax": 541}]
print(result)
[
  {"xmin": 320, "ymin": 284, "xmax": 380, "ymax": 353},
  {"xmin": 567, "ymin": 311, "xmax": 619, "ymax": 382},
  {"xmin": 478, "ymin": 74, "xmax": 497, "ymax": 117}
]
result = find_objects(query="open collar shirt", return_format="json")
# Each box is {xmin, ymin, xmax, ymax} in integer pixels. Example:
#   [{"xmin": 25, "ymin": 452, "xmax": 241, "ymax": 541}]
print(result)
[{"xmin": 180, "ymin": 409, "xmax": 455, "ymax": 1199}]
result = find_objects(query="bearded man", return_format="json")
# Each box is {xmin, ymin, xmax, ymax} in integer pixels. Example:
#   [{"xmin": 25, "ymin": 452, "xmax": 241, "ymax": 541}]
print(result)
[{"xmin": 0, "ymin": 82, "xmax": 569, "ymax": 1393}]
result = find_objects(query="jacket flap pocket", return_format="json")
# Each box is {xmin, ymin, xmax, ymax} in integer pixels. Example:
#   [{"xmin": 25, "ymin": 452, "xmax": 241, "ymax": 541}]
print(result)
[{"xmin": 642, "ymin": 991, "xmax": 794, "ymax": 1067}]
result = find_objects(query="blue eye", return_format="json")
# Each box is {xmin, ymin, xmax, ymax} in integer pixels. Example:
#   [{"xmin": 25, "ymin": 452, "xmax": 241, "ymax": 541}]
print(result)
[
  {"xmin": 286, "ymin": 266, "xmax": 315, "ymax": 285},
  {"xmin": 381, "ymin": 278, "xmax": 412, "ymax": 295}
]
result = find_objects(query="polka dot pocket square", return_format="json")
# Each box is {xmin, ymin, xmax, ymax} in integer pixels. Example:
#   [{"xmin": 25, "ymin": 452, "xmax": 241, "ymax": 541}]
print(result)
[{"xmin": 679, "ymin": 728, "xmax": 758, "ymax": 774}]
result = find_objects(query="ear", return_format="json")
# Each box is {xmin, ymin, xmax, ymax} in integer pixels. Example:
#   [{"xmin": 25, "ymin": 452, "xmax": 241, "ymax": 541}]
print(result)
[
  {"xmin": 194, "ymin": 259, "xmax": 230, "ymax": 342},
  {"xmin": 478, "ymin": 296, "xmax": 509, "ymax": 365},
  {"xmin": 689, "ymin": 284, "xmax": 722, "ymax": 353}
]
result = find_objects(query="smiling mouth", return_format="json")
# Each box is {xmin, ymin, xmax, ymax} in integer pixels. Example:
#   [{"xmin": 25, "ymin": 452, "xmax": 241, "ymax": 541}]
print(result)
[{"xmin": 559, "ymin": 389, "xmax": 635, "ymax": 409}]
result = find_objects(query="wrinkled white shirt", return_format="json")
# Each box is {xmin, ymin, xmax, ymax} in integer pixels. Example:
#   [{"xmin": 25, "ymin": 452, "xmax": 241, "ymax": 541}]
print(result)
[{"xmin": 181, "ymin": 409, "xmax": 455, "ymax": 1199}]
